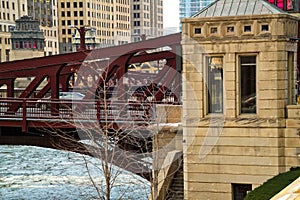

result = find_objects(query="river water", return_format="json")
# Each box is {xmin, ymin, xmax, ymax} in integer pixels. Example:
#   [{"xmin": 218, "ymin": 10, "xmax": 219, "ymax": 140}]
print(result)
[{"xmin": 0, "ymin": 145, "xmax": 150, "ymax": 200}]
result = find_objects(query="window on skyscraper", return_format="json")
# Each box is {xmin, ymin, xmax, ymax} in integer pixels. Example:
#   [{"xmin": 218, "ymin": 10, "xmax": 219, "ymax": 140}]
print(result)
[{"xmin": 133, "ymin": 5, "xmax": 140, "ymax": 10}]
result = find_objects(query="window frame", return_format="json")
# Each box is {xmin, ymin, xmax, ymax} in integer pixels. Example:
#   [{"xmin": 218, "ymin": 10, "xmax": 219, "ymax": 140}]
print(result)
[
  {"xmin": 205, "ymin": 55, "xmax": 224, "ymax": 115},
  {"xmin": 238, "ymin": 54, "xmax": 257, "ymax": 115}
]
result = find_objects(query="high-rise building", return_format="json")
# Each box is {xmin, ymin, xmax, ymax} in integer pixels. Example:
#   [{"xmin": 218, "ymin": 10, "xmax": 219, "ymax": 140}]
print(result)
[
  {"xmin": 131, "ymin": 0, "xmax": 164, "ymax": 42},
  {"xmin": 0, "ymin": 0, "xmax": 28, "ymax": 62},
  {"xmin": 179, "ymin": 0, "xmax": 214, "ymax": 20},
  {"xmin": 27, "ymin": 0, "xmax": 59, "ymax": 56},
  {"xmin": 58, "ymin": 0, "xmax": 131, "ymax": 53}
]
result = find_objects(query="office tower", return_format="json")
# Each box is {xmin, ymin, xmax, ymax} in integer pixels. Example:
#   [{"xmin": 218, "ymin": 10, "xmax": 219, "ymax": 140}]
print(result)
[
  {"xmin": 58, "ymin": 0, "xmax": 131, "ymax": 53},
  {"xmin": 179, "ymin": 0, "xmax": 214, "ymax": 19},
  {"xmin": 131, "ymin": 0, "xmax": 164, "ymax": 42},
  {"xmin": 0, "ymin": 0, "xmax": 28, "ymax": 62},
  {"xmin": 27, "ymin": 0, "xmax": 59, "ymax": 56}
]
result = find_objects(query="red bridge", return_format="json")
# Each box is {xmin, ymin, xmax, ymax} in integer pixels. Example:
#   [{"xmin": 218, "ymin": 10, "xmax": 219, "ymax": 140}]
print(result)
[{"xmin": 0, "ymin": 33, "xmax": 182, "ymax": 180}]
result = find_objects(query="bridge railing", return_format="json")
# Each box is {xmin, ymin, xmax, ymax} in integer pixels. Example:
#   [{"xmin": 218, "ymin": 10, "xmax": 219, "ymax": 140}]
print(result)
[{"xmin": 0, "ymin": 98, "xmax": 178, "ymax": 124}]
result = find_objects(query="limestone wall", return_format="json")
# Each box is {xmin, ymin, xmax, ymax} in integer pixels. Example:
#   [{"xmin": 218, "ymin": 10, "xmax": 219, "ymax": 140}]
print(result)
[{"xmin": 181, "ymin": 13, "xmax": 299, "ymax": 199}]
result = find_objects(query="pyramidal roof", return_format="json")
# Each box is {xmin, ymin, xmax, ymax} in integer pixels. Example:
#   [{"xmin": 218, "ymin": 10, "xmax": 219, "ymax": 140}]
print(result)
[{"xmin": 192, "ymin": 0, "xmax": 286, "ymax": 18}]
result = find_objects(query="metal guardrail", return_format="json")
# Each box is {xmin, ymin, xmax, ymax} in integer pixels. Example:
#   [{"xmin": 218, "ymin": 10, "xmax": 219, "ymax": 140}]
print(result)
[{"xmin": 0, "ymin": 97, "xmax": 179, "ymax": 127}]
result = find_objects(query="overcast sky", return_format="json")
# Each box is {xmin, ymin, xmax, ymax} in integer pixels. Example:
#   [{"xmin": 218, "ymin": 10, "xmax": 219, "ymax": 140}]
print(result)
[{"xmin": 163, "ymin": 0, "xmax": 180, "ymax": 28}]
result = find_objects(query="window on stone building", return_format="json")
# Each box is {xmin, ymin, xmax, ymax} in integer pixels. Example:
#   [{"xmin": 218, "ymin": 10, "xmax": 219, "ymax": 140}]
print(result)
[
  {"xmin": 5, "ymin": 49, "xmax": 9, "ymax": 61},
  {"xmin": 244, "ymin": 25, "xmax": 252, "ymax": 32},
  {"xmin": 210, "ymin": 27, "xmax": 218, "ymax": 34},
  {"xmin": 194, "ymin": 28, "xmax": 201, "ymax": 34},
  {"xmin": 207, "ymin": 56, "xmax": 223, "ymax": 113},
  {"xmin": 227, "ymin": 26, "xmax": 234, "ymax": 33},
  {"xmin": 240, "ymin": 55, "xmax": 256, "ymax": 114},
  {"xmin": 288, "ymin": 52, "xmax": 295, "ymax": 104},
  {"xmin": 261, "ymin": 24, "xmax": 269, "ymax": 32},
  {"xmin": 232, "ymin": 183, "xmax": 252, "ymax": 200}
]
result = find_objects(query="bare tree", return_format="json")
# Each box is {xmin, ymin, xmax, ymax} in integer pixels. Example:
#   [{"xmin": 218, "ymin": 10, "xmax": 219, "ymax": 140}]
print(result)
[{"xmin": 37, "ymin": 54, "xmax": 182, "ymax": 200}]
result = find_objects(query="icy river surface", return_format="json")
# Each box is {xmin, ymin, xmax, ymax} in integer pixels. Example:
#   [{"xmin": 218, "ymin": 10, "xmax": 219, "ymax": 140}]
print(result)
[{"xmin": 0, "ymin": 145, "xmax": 150, "ymax": 200}]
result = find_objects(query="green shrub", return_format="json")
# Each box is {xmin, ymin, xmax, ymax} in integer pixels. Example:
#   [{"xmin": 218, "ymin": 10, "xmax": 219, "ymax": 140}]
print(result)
[{"xmin": 245, "ymin": 167, "xmax": 300, "ymax": 200}]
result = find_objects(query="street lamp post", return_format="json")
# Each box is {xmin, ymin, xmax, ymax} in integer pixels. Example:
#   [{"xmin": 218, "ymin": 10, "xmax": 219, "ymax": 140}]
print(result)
[{"xmin": 70, "ymin": 25, "xmax": 92, "ymax": 51}]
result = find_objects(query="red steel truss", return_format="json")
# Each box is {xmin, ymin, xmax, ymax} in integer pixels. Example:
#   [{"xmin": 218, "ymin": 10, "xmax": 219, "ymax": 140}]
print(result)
[{"xmin": 0, "ymin": 33, "xmax": 181, "ymax": 131}]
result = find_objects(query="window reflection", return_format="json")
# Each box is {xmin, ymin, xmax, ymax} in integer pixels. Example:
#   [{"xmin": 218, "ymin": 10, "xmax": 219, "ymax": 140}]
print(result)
[
  {"xmin": 207, "ymin": 56, "xmax": 223, "ymax": 113},
  {"xmin": 240, "ymin": 56, "xmax": 256, "ymax": 114}
]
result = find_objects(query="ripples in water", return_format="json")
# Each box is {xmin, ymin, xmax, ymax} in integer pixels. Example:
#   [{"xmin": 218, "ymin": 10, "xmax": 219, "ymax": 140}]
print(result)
[{"xmin": 0, "ymin": 145, "xmax": 149, "ymax": 200}]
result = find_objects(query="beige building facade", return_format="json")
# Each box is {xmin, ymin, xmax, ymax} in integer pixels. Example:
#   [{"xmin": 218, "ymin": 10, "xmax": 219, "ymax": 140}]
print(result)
[
  {"xmin": 58, "ymin": 0, "xmax": 131, "ymax": 53},
  {"xmin": 27, "ymin": 0, "xmax": 59, "ymax": 56},
  {"xmin": 10, "ymin": 16, "xmax": 44, "ymax": 61},
  {"xmin": 0, "ymin": 0, "xmax": 27, "ymax": 62},
  {"xmin": 0, "ymin": 0, "xmax": 58, "ymax": 62},
  {"xmin": 131, "ymin": 0, "xmax": 163, "ymax": 42},
  {"xmin": 181, "ymin": 0, "xmax": 300, "ymax": 199}
]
